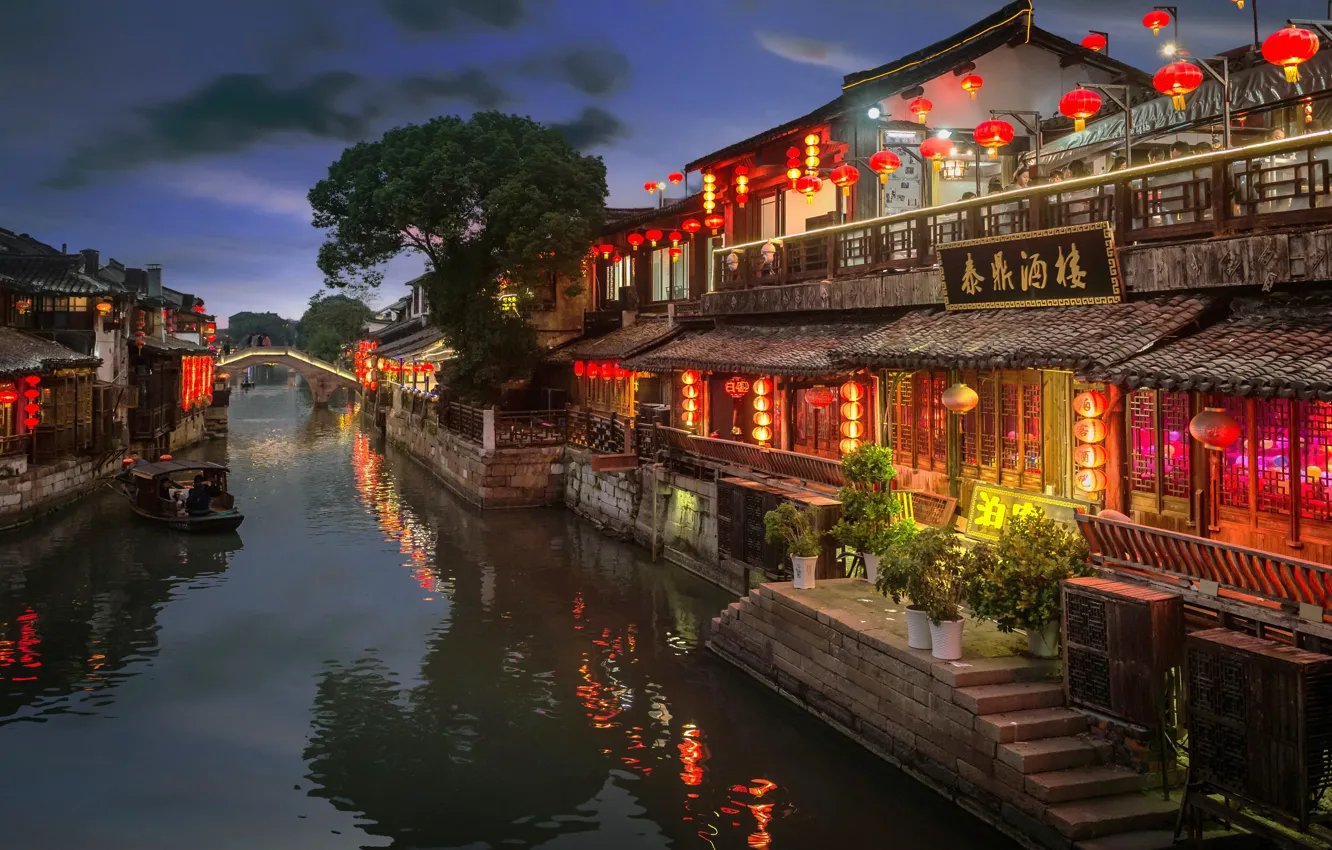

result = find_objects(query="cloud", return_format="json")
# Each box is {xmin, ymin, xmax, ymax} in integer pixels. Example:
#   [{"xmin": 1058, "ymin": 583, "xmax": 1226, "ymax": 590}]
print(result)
[
  {"xmin": 398, "ymin": 68, "xmax": 511, "ymax": 110},
  {"xmin": 157, "ymin": 167, "xmax": 313, "ymax": 220},
  {"xmin": 379, "ymin": 0, "xmax": 529, "ymax": 34},
  {"xmin": 518, "ymin": 47, "xmax": 631, "ymax": 97},
  {"xmin": 754, "ymin": 30, "xmax": 871, "ymax": 73},
  {"xmin": 551, "ymin": 106, "xmax": 627, "ymax": 151}
]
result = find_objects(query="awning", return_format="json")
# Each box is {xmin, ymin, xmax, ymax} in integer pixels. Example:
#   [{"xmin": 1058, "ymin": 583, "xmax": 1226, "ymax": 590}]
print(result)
[
  {"xmin": 1096, "ymin": 294, "xmax": 1332, "ymax": 401},
  {"xmin": 0, "ymin": 327, "xmax": 101, "ymax": 376},
  {"xmin": 834, "ymin": 295, "xmax": 1210, "ymax": 373},
  {"xmin": 622, "ymin": 320, "xmax": 883, "ymax": 377},
  {"xmin": 545, "ymin": 317, "xmax": 680, "ymax": 364}
]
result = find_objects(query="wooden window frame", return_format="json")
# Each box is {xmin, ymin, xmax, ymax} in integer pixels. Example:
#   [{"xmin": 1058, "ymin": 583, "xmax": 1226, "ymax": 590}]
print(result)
[{"xmin": 1127, "ymin": 389, "xmax": 1193, "ymax": 517}]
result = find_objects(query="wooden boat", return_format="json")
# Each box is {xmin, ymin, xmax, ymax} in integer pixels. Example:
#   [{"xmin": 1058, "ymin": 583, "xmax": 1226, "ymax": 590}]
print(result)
[{"xmin": 116, "ymin": 459, "xmax": 245, "ymax": 532}]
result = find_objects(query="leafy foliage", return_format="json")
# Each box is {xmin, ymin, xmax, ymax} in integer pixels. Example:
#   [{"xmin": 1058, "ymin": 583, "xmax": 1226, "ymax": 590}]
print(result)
[
  {"xmin": 226, "ymin": 311, "xmax": 297, "ymax": 346},
  {"xmin": 763, "ymin": 503, "xmax": 822, "ymax": 559},
  {"xmin": 876, "ymin": 528, "xmax": 980, "ymax": 624},
  {"xmin": 309, "ymin": 112, "xmax": 608, "ymax": 400},
  {"xmin": 833, "ymin": 444, "xmax": 910, "ymax": 561},
  {"xmin": 298, "ymin": 293, "xmax": 372, "ymax": 364},
  {"xmin": 968, "ymin": 509, "xmax": 1093, "ymax": 633}
]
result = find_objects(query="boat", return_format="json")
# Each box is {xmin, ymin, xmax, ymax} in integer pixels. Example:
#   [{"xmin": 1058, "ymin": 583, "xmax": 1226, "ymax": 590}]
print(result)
[{"xmin": 115, "ymin": 459, "xmax": 245, "ymax": 532}]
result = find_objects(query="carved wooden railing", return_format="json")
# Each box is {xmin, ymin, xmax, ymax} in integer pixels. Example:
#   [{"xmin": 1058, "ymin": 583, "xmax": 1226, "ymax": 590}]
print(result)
[
  {"xmin": 1077, "ymin": 514, "xmax": 1332, "ymax": 621},
  {"xmin": 566, "ymin": 408, "xmax": 628, "ymax": 454},
  {"xmin": 493, "ymin": 409, "xmax": 565, "ymax": 448},
  {"xmin": 715, "ymin": 132, "xmax": 1332, "ymax": 290},
  {"xmin": 651, "ymin": 428, "xmax": 846, "ymax": 488},
  {"xmin": 441, "ymin": 401, "xmax": 486, "ymax": 443}
]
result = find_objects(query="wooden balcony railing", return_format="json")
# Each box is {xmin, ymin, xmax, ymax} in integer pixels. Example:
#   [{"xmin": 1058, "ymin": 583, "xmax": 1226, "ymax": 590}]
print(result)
[
  {"xmin": 493, "ymin": 409, "xmax": 565, "ymax": 448},
  {"xmin": 714, "ymin": 132, "xmax": 1332, "ymax": 290},
  {"xmin": 1077, "ymin": 514, "xmax": 1332, "ymax": 624},
  {"xmin": 566, "ymin": 409, "xmax": 628, "ymax": 454},
  {"xmin": 441, "ymin": 401, "xmax": 485, "ymax": 443}
]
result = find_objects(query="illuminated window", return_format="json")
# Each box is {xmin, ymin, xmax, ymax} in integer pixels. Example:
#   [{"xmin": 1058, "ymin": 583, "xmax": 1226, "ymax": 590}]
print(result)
[
  {"xmin": 1255, "ymin": 399, "xmax": 1291, "ymax": 515},
  {"xmin": 959, "ymin": 370, "xmax": 1042, "ymax": 490},
  {"xmin": 890, "ymin": 375, "xmax": 913, "ymax": 459},
  {"xmin": 651, "ymin": 244, "xmax": 690, "ymax": 303},
  {"xmin": 1128, "ymin": 390, "xmax": 1192, "ymax": 505},
  {"xmin": 1300, "ymin": 401, "xmax": 1332, "ymax": 521},
  {"xmin": 1129, "ymin": 390, "xmax": 1157, "ymax": 493},
  {"xmin": 960, "ymin": 370, "xmax": 979, "ymax": 466},
  {"xmin": 1220, "ymin": 396, "xmax": 1249, "ymax": 509}
]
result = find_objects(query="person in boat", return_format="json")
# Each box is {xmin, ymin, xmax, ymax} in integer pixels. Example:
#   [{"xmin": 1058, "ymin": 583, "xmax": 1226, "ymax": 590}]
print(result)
[{"xmin": 186, "ymin": 474, "xmax": 220, "ymax": 516}]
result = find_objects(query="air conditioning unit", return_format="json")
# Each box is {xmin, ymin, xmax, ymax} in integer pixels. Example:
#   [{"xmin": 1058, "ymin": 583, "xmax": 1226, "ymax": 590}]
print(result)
[
  {"xmin": 1187, "ymin": 628, "xmax": 1332, "ymax": 831},
  {"xmin": 1063, "ymin": 577, "xmax": 1184, "ymax": 728}
]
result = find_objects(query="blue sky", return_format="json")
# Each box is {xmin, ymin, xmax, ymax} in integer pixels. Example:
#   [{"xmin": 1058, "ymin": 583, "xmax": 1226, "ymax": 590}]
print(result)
[{"xmin": 0, "ymin": 0, "xmax": 1303, "ymax": 324}]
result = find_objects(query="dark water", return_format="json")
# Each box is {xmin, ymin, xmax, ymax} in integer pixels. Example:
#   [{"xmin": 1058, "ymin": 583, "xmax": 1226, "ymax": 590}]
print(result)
[{"xmin": 0, "ymin": 379, "xmax": 1017, "ymax": 850}]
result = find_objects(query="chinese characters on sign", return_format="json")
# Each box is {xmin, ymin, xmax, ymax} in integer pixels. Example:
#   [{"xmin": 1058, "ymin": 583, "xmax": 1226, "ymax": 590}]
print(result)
[
  {"xmin": 940, "ymin": 222, "xmax": 1122, "ymax": 310},
  {"xmin": 964, "ymin": 483, "xmax": 1085, "ymax": 543}
]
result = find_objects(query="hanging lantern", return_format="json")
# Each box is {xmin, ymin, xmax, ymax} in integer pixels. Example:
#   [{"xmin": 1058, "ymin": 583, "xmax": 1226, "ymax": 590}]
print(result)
[
  {"xmin": 586, "ymin": 362, "xmax": 600, "ymax": 379},
  {"xmin": 1189, "ymin": 407, "xmax": 1241, "ymax": 450},
  {"xmin": 733, "ymin": 165, "xmax": 750, "ymax": 208},
  {"xmin": 752, "ymin": 377, "xmax": 772, "ymax": 396},
  {"xmin": 644, "ymin": 181, "xmax": 660, "ymax": 195},
  {"xmin": 626, "ymin": 232, "xmax": 645, "ymax": 251},
  {"xmin": 702, "ymin": 172, "xmax": 717, "ymax": 213},
  {"xmin": 668, "ymin": 230, "xmax": 683, "ymax": 247},
  {"xmin": 682, "ymin": 398, "xmax": 699, "ymax": 413},
  {"xmin": 95, "ymin": 300, "xmax": 113, "ymax": 315},
  {"xmin": 840, "ymin": 381, "xmax": 865, "ymax": 402},
  {"xmin": 669, "ymin": 246, "xmax": 683, "ymax": 263},
  {"xmin": 868, "ymin": 150, "xmax": 901, "ymax": 184},
  {"xmin": 1075, "ymin": 468, "xmax": 1108, "ymax": 493},
  {"xmin": 615, "ymin": 365, "xmax": 630, "ymax": 380},
  {"xmin": 681, "ymin": 219, "xmax": 702, "ymax": 238},
  {"xmin": 919, "ymin": 136, "xmax": 952, "ymax": 172},
  {"xmin": 830, "ymin": 164, "xmax": 860, "ymax": 198},
  {"xmin": 23, "ymin": 416, "xmax": 39, "ymax": 429},
  {"xmin": 1143, "ymin": 9, "xmax": 1170, "ymax": 36},
  {"xmin": 840, "ymin": 400, "xmax": 864, "ymax": 421},
  {"xmin": 668, "ymin": 171, "xmax": 684, "ymax": 185},
  {"xmin": 597, "ymin": 243, "xmax": 614, "ymax": 259},
  {"xmin": 806, "ymin": 386, "xmax": 835, "ymax": 408},
  {"xmin": 753, "ymin": 395, "xmax": 772, "ymax": 412},
  {"xmin": 611, "ymin": 252, "xmax": 623, "ymax": 264},
  {"xmin": 1081, "ymin": 32, "xmax": 1107, "ymax": 52},
  {"xmin": 1072, "ymin": 418, "xmax": 1108, "ymax": 444},
  {"xmin": 724, "ymin": 376, "xmax": 751, "ymax": 398},
  {"xmin": 704, "ymin": 213, "xmax": 725, "ymax": 234},
  {"xmin": 1059, "ymin": 89, "xmax": 1103, "ymax": 133},
  {"xmin": 602, "ymin": 361, "xmax": 616, "ymax": 381},
  {"xmin": 795, "ymin": 174, "xmax": 822, "ymax": 204},
  {"xmin": 786, "ymin": 147, "xmax": 803, "ymax": 188},
  {"xmin": 1073, "ymin": 443, "xmax": 1108, "ymax": 469},
  {"xmin": 0, "ymin": 385, "xmax": 15, "ymax": 405},
  {"xmin": 909, "ymin": 97, "xmax": 933, "ymax": 124},
  {"xmin": 646, "ymin": 229, "xmax": 663, "ymax": 247},
  {"xmin": 960, "ymin": 74, "xmax": 983, "ymax": 100},
  {"xmin": 941, "ymin": 383, "xmax": 979, "ymax": 413},
  {"xmin": 681, "ymin": 369, "xmax": 700, "ymax": 386},
  {"xmin": 752, "ymin": 377, "xmax": 774, "ymax": 445},
  {"xmin": 973, "ymin": 120, "xmax": 1014, "ymax": 159},
  {"xmin": 25, "ymin": 375, "xmax": 40, "ymax": 388},
  {"xmin": 1154, "ymin": 61, "xmax": 1203, "ymax": 111},
  {"xmin": 1263, "ymin": 25, "xmax": 1320, "ymax": 84},
  {"xmin": 1072, "ymin": 390, "xmax": 1108, "ymax": 418},
  {"xmin": 803, "ymin": 132, "xmax": 821, "ymax": 172}
]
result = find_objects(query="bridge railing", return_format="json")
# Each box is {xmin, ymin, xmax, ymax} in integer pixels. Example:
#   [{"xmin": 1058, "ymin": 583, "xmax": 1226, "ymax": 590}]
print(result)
[{"xmin": 216, "ymin": 346, "xmax": 359, "ymax": 383}]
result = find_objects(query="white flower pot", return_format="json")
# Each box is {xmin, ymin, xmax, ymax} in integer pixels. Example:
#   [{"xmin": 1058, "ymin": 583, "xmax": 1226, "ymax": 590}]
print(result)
[
  {"xmin": 930, "ymin": 618, "xmax": 965, "ymax": 660},
  {"xmin": 862, "ymin": 552, "xmax": 880, "ymax": 584},
  {"xmin": 1026, "ymin": 621, "xmax": 1060, "ymax": 659},
  {"xmin": 905, "ymin": 605, "xmax": 932, "ymax": 650},
  {"xmin": 790, "ymin": 555, "xmax": 818, "ymax": 590}
]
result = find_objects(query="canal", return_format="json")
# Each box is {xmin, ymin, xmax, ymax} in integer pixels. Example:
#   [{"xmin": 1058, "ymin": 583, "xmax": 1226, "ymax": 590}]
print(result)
[{"xmin": 0, "ymin": 378, "xmax": 1018, "ymax": 850}]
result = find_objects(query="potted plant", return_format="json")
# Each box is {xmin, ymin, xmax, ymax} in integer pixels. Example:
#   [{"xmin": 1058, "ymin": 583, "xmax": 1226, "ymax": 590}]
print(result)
[
  {"xmin": 906, "ymin": 530, "xmax": 979, "ymax": 660},
  {"xmin": 873, "ymin": 525, "xmax": 952, "ymax": 652},
  {"xmin": 832, "ymin": 444, "xmax": 905, "ymax": 584},
  {"xmin": 968, "ymin": 509, "xmax": 1092, "ymax": 658},
  {"xmin": 764, "ymin": 502, "xmax": 822, "ymax": 589}
]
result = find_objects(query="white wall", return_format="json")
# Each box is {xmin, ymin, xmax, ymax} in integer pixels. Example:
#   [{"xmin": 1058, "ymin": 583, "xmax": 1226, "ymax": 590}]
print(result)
[{"xmin": 784, "ymin": 180, "xmax": 838, "ymax": 235}]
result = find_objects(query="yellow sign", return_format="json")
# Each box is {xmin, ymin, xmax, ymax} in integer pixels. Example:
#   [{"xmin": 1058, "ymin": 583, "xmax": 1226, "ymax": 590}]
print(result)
[{"xmin": 964, "ymin": 483, "xmax": 1085, "ymax": 542}]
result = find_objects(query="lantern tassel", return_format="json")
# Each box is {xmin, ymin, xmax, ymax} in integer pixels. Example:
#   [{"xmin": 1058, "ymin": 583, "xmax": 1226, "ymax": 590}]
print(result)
[
  {"xmin": 878, "ymin": 174, "xmax": 889, "ymax": 185},
  {"xmin": 1286, "ymin": 66, "xmax": 1301, "ymax": 83},
  {"xmin": 917, "ymin": 113, "xmax": 926, "ymax": 124},
  {"xmin": 1074, "ymin": 118, "xmax": 1086, "ymax": 132},
  {"xmin": 968, "ymin": 91, "xmax": 976, "ymax": 100},
  {"xmin": 1171, "ymin": 94, "xmax": 1187, "ymax": 112},
  {"xmin": 932, "ymin": 160, "xmax": 943, "ymax": 172}
]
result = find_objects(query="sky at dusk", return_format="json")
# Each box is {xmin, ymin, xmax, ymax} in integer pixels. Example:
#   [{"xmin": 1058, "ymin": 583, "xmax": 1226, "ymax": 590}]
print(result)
[{"xmin": 0, "ymin": 0, "xmax": 1310, "ymax": 324}]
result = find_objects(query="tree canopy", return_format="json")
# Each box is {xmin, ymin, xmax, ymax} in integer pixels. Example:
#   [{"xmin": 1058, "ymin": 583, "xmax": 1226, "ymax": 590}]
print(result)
[
  {"xmin": 308, "ymin": 111, "xmax": 608, "ymax": 399},
  {"xmin": 226, "ymin": 311, "xmax": 297, "ymax": 346},
  {"xmin": 297, "ymin": 294, "xmax": 372, "ymax": 364}
]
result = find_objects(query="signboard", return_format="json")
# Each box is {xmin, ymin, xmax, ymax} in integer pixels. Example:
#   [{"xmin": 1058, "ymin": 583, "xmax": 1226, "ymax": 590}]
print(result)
[
  {"xmin": 963, "ymin": 483, "xmax": 1085, "ymax": 543},
  {"xmin": 882, "ymin": 142, "xmax": 923, "ymax": 216},
  {"xmin": 940, "ymin": 222, "xmax": 1122, "ymax": 311}
]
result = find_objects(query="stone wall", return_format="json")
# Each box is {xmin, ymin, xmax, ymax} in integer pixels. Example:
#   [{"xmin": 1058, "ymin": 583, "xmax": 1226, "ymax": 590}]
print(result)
[
  {"xmin": 168, "ymin": 411, "xmax": 207, "ymax": 453},
  {"xmin": 0, "ymin": 454, "xmax": 121, "ymax": 529},
  {"xmin": 205, "ymin": 405, "xmax": 228, "ymax": 439},
  {"xmin": 386, "ymin": 406, "xmax": 563, "ymax": 509}
]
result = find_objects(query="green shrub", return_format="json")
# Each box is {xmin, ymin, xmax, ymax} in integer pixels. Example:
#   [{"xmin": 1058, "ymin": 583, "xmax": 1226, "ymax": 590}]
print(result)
[
  {"xmin": 876, "ymin": 527, "xmax": 978, "ymax": 624},
  {"xmin": 968, "ymin": 509, "xmax": 1093, "ymax": 633},
  {"xmin": 832, "ymin": 443, "xmax": 904, "ymax": 557},
  {"xmin": 763, "ymin": 502, "xmax": 821, "ymax": 558}
]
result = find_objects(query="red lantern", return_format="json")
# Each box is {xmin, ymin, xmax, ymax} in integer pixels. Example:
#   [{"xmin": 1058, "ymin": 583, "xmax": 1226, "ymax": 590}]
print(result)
[
  {"xmin": 919, "ymin": 136, "xmax": 952, "ymax": 172},
  {"xmin": 645, "ymin": 228, "xmax": 663, "ymax": 247},
  {"xmin": 724, "ymin": 376, "xmax": 751, "ymax": 398},
  {"xmin": 626, "ymin": 233, "xmax": 645, "ymax": 251},
  {"xmin": 668, "ymin": 171, "xmax": 684, "ymax": 184},
  {"xmin": 733, "ymin": 165, "xmax": 750, "ymax": 208},
  {"xmin": 1143, "ymin": 9, "xmax": 1170, "ymax": 35},
  {"xmin": 24, "ymin": 375, "xmax": 40, "ymax": 387},
  {"xmin": 1075, "ymin": 469, "xmax": 1108, "ymax": 493},
  {"xmin": 909, "ymin": 97, "xmax": 933, "ymax": 124},
  {"xmin": 668, "ymin": 230, "xmax": 683, "ymax": 246},
  {"xmin": 941, "ymin": 383, "xmax": 979, "ymax": 413},
  {"xmin": 669, "ymin": 246, "xmax": 683, "ymax": 263},
  {"xmin": 1081, "ymin": 32, "xmax": 1107, "ymax": 52},
  {"xmin": 23, "ymin": 417, "xmax": 39, "ymax": 429},
  {"xmin": 597, "ymin": 243, "xmax": 614, "ymax": 259},
  {"xmin": 806, "ymin": 386, "xmax": 835, "ymax": 408},
  {"xmin": 0, "ymin": 385, "xmax": 15, "ymax": 405},
  {"xmin": 681, "ymin": 370, "xmax": 700, "ymax": 386},
  {"xmin": 795, "ymin": 174, "xmax": 822, "ymax": 204},
  {"xmin": 704, "ymin": 214, "xmax": 724, "ymax": 233},
  {"xmin": 644, "ymin": 181, "xmax": 659, "ymax": 195},
  {"xmin": 974, "ymin": 120, "xmax": 1014, "ymax": 159},
  {"xmin": 23, "ymin": 403, "xmax": 39, "ymax": 416},
  {"xmin": 586, "ymin": 362, "xmax": 600, "ymax": 379},
  {"xmin": 681, "ymin": 219, "xmax": 702, "ymax": 237},
  {"xmin": 786, "ymin": 147, "xmax": 803, "ymax": 186},
  {"xmin": 1072, "ymin": 390, "xmax": 1108, "ymax": 418},
  {"xmin": 960, "ymin": 74, "xmax": 983, "ymax": 100},
  {"xmin": 615, "ymin": 365, "xmax": 630, "ymax": 380},
  {"xmin": 1263, "ymin": 25, "xmax": 1320, "ymax": 83},
  {"xmin": 1189, "ymin": 407, "xmax": 1241, "ymax": 451},
  {"xmin": 1154, "ymin": 61, "xmax": 1203, "ymax": 112},
  {"xmin": 868, "ymin": 150, "xmax": 901, "ymax": 184},
  {"xmin": 611, "ymin": 253, "xmax": 622, "ymax": 264},
  {"xmin": 830, "ymin": 164, "xmax": 860, "ymax": 197},
  {"xmin": 1059, "ymin": 89, "xmax": 1103, "ymax": 133},
  {"xmin": 24, "ymin": 389, "xmax": 38, "ymax": 401}
]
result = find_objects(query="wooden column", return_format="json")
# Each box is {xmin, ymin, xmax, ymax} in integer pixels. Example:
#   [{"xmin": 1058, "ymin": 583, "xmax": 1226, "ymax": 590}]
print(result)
[{"xmin": 1104, "ymin": 385, "xmax": 1128, "ymax": 514}]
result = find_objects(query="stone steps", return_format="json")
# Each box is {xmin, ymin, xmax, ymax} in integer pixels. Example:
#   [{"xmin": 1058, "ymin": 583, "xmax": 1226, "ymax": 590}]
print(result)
[
  {"xmin": 954, "ymin": 681, "xmax": 1067, "ymax": 715},
  {"xmin": 1026, "ymin": 764, "xmax": 1148, "ymax": 804},
  {"xmin": 1046, "ymin": 793, "xmax": 1179, "ymax": 841},
  {"xmin": 998, "ymin": 736, "xmax": 1110, "ymax": 775},
  {"xmin": 976, "ymin": 707, "xmax": 1090, "ymax": 744}
]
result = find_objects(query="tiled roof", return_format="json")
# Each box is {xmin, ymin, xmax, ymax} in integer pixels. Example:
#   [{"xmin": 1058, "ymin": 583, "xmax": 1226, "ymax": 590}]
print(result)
[
  {"xmin": 546, "ymin": 317, "xmax": 680, "ymax": 364},
  {"xmin": 0, "ymin": 228, "xmax": 64, "ymax": 256},
  {"xmin": 0, "ymin": 256, "xmax": 122, "ymax": 296},
  {"xmin": 1098, "ymin": 294, "xmax": 1332, "ymax": 401},
  {"xmin": 0, "ymin": 327, "xmax": 101, "ymax": 376},
  {"xmin": 141, "ymin": 335, "xmax": 207, "ymax": 354},
  {"xmin": 375, "ymin": 326, "xmax": 449, "ymax": 360},
  {"xmin": 621, "ymin": 320, "xmax": 883, "ymax": 377},
  {"xmin": 600, "ymin": 195, "xmax": 704, "ymax": 235},
  {"xmin": 835, "ymin": 295, "xmax": 1211, "ymax": 373},
  {"xmin": 370, "ymin": 314, "xmax": 427, "ymax": 344}
]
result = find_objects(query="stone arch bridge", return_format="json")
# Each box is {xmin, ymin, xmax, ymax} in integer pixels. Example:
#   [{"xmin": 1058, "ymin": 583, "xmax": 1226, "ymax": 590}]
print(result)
[{"xmin": 216, "ymin": 347, "xmax": 360, "ymax": 405}]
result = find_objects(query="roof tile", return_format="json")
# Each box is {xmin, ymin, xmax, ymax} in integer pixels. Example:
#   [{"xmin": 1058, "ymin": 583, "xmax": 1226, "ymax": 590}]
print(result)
[{"xmin": 622, "ymin": 319, "xmax": 883, "ymax": 377}]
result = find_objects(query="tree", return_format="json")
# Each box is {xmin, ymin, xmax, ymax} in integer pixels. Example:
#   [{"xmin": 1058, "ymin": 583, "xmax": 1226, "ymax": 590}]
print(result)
[
  {"xmin": 308, "ymin": 112, "xmax": 608, "ymax": 400},
  {"xmin": 297, "ymin": 293, "xmax": 371, "ymax": 364},
  {"xmin": 226, "ymin": 311, "xmax": 297, "ymax": 346}
]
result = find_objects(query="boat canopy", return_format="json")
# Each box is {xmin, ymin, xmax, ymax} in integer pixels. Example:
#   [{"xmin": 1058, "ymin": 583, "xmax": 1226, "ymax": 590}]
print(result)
[{"xmin": 128, "ymin": 460, "xmax": 230, "ymax": 479}]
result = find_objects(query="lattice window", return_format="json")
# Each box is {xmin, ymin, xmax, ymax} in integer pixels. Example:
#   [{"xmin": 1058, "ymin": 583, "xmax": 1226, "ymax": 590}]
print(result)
[
  {"xmin": 961, "ymin": 370, "xmax": 979, "ymax": 466},
  {"xmin": 1255, "ymin": 399, "xmax": 1290, "ymax": 515},
  {"xmin": 1162, "ymin": 392, "xmax": 1192, "ymax": 498},
  {"xmin": 1220, "ymin": 396, "xmax": 1249, "ymax": 509},
  {"xmin": 1301, "ymin": 400, "xmax": 1332, "ymax": 521},
  {"xmin": 932, "ymin": 374, "xmax": 947, "ymax": 465},
  {"xmin": 1001, "ymin": 383, "xmax": 1020, "ymax": 471},
  {"xmin": 914, "ymin": 372, "xmax": 931, "ymax": 464},
  {"xmin": 979, "ymin": 372, "xmax": 998, "ymax": 468},
  {"xmin": 1022, "ymin": 382, "xmax": 1042, "ymax": 474},
  {"xmin": 892, "ymin": 377, "xmax": 913, "ymax": 461},
  {"xmin": 1129, "ymin": 389, "xmax": 1157, "ymax": 493}
]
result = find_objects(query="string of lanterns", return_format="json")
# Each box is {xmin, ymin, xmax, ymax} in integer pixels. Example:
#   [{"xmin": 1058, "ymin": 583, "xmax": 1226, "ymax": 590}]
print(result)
[
  {"xmin": 838, "ymin": 381, "xmax": 867, "ymax": 455},
  {"xmin": 1072, "ymin": 390, "xmax": 1109, "ymax": 494},
  {"xmin": 679, "ymin": 370, "xmax": 701, "ymax": 428},
  {"xmin": 751, "ymin": 377, "xmax": 774, "ymax": 445},
  {"xmin": 21, "ymin": 375, "xmax": 41, "ymax": 430}
]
